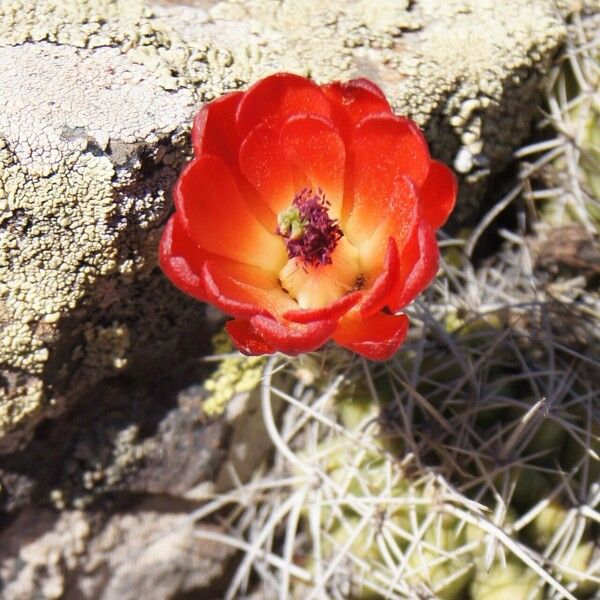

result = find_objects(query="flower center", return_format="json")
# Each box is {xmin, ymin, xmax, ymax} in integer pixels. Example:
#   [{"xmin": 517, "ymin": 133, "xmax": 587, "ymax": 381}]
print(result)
[{"xmin": 276, "ymin": 188, "xmax": 343, "ymax": 269}]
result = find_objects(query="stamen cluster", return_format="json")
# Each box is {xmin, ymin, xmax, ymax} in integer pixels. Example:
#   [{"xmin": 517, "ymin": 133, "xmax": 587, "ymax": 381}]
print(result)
[{"xmin": 277, "ymin": 188, "xmax": 344, "ymax": 268}]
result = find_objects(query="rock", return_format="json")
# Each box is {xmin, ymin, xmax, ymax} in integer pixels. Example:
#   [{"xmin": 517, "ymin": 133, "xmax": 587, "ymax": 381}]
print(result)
[
  {"xmin": 0, "ymin": 509, "xmax": 233, "ymax": 600},
  {"xmin": 0, "ymin": 0, "xmax": 201, "ymax": 450},
  {"xmin": 0, "ymin": 376, "xmax": 227, "ymax": 513},
  {"xmin": 93, "ymin": 514, "xmax": 233, "ymax": 600},
  {"xmin": 0, "ymin": 0, "xmax": 565, "ymax": 449}
]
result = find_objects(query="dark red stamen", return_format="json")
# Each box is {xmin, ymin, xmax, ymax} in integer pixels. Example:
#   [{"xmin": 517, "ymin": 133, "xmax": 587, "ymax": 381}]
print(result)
[{"xmin": 277, "ymin": 188, "xmax": 343, "ymax": 269}]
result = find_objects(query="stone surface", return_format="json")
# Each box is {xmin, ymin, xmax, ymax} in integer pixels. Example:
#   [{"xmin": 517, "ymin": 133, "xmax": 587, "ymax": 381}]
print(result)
[
  {"xmin": 0, "ymin": 509, "xmax": 233, "ymax": 600},
  {"xmin": 0, "ymin": 378, "xmax": 226, "ymax": 513},
  {"xmin": 0, "ymin": 0, "xmax": 201, "ymax": 449},
  {"xmin": 0, "ymin": 344, "xmax": 287, "ymax": 597}
]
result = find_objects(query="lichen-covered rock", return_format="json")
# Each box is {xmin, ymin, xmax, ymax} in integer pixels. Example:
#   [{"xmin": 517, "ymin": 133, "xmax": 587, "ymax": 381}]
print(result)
[
  {"xmin": 0, "ymin": 0, "xmax": 564, "ymax": 447},
  {"xmin": 0, "ymin": 1, "xmax": 200, "ymax": 448},
  {"xmin": 0, "ymin": 374, "xmax": 226, "ymax": 513}
]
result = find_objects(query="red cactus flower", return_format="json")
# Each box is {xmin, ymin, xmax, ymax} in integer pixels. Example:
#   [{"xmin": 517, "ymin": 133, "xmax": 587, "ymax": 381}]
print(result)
[{"xmin": 159, "ymin": 73, "xmax": 457, "ymax": 360}]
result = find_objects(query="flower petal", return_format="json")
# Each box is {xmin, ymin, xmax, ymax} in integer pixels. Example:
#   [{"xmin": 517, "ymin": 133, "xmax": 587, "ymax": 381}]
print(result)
[
  {"xmin": 355, "ymin": 174, "xmax": 419, "ymax": 274},
  {"xmin": 279, "ymin": 114, "xmax": 346, "ymax": 218},
  {"xmin": 175, "ymin": 155, "xmax": 287, "ymax": 272},
  {"xmin": 321, "ymin": 78, "xmax": 392, "ymax": 137},
  {"xmin": 236, "ymin": 72, "xmax": 332, "ymax": 139},
  {"xmin": 356, "ymin": 237, "xmax": 399, "ymax": 318},
  {"xmin": 388, "ymin": 220, "xmax": 439, "ymax": 311},
  {"xmin": 344, "ymin": 113, "xmax": 430, "ymax": 234},
  {"xmin": 191, "ymin": 91, "xmax": 243, "ymax": 163},
  {"xmin": 238, "ymin": 121, "xmax": 307, "ymax": 218},
  {"xmin": 159, "ymin": 214, "xmax": 209, "ymax": 302},
  {"xmin": 420, "ymin": 160, "xmax": 458, "ymax": 230},
  {"xmin": 334, "ymin": 312, "xmax": 409, "ymax": 361},
  {"xmin": 201, "ymin": 260, "xmax": 295, "ymax": 318},
  {"xmin": 226, "ymin": 319, "xmax": 276, "ymax": 355},
  {"xmin": 250, "ymin": 314, "xmax": 338, "ymax": 355},
  {"xmin": 283, "ymin": 290, "xmax": 361, "ymax": 324}
]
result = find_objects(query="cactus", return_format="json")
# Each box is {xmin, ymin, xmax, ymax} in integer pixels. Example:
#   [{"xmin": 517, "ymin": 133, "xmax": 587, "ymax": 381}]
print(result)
[
  {"xmin": 290, "ymin": 303, "xmax": 599, "ymax": 597},
  {"xmin": 470, "ymin": 558, "xmax": 544, "ymax": 600},
  {"xmin": 519, "ymin": 9, "xmax": 600, "ymax": 231},
  {"xmin": 193, "ymin": 281, "xmax": 599, "ymax": 600}
]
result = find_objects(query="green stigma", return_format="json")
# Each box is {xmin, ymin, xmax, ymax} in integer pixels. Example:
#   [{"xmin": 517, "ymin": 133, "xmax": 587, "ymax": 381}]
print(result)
[{"xmin": 277, "ymin": 206, "xmax": 306, "ymax": 240}]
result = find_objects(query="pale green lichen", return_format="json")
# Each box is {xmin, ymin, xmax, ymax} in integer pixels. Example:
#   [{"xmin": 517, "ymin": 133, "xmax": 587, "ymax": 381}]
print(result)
[
  {"xmin": 380, "ymin": 0, "xmax": 565, "ymax": 207},
  {"xmin": 0, "ymin": 380, "xmax": 44, "ymax": 442},
  {"xmin": 201, "ymin": 332, "xmax": 265, "ymax": 417},
  {"xmin": 0, "ymin": 147, "xmax": 118, "ymax": 436},
  {"xmin": 80, "ymin": 424, "xmax": 148, "ymax": 495},
  {"xmin": 0, "ymin": 1, "xmax": 160, "ymax": 55}
]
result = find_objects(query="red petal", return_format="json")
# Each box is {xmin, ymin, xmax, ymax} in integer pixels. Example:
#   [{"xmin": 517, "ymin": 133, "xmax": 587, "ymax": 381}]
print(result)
[
  {"xmin": 191, "ymin": 91, "xmax": 243, "ymax": 163},
  {"xmin": 159, "ymin": 215, "xmax": 209, "ymax": 302},
  {"xmin": 350, "ymin": 112, "xmax": 429, "ymax": 189},
  {"xmin": 280, "ymin": 114, "xmax": 346, "ymax": 218},
  {"xmin": 283, "ymin": 291, "xmax": 361, "ymax": 324},
  {"xmin": 333, "ymin": 313, "xmax": 409, "ymax": 361},
  {"xmin": 356, "ymin": 238, "xmax": 399, "ymax": 317},
  {"xmin": 420, "ymin": 160, "xmax": 458, "ymax": 230},
  {"xmin": 201, "ymin": 260, "xmax": 295, "ymax": 318},
  {"xmin": 250, "ymin": 314, "xmax": 338, "ymax": 355},
  {"xmin": 236, "ymin": 73, "xmax": 332, "ymax": 139},
  {"xmin": 388, "ymin": 220, "xmax": 439, "ymax": 311},
  {"xmin": 238, "ymin": 121, "xmax": 306, "ymax": 218},
  {"xmin": 321, "ymin": 78, "xmax": 392, "ymax": 138},
  {"xmin": 226, "ymin": 319, "xmax": 276, "ymax": 355},
  {"xmin": 349, "ymin": 174, "xmax": 419, "ymax": 273},
  {"xmin": 343, "ymin": 115, "xmax": 428, "ymax": 246},
  {"xmin": 175, "ymin": 155, "xmax": 286, "ymax": 272}
]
